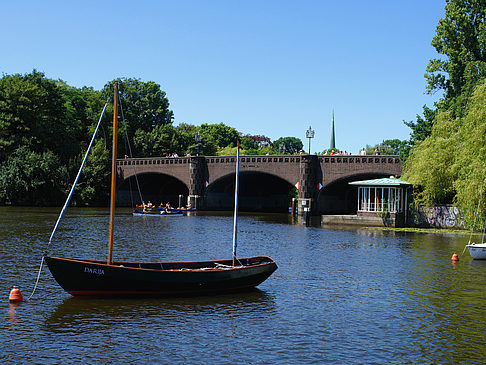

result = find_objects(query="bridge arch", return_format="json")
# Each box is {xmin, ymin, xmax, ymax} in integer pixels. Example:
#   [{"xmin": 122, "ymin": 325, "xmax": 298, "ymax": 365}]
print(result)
[
  {"xmin": 317, "ymin": 172, "xmax": 393, "ymax": 214},
  {"xmin": 205, "ymin": 171, "xmax": 295, "ymax": 212},
  {"xmin": 117, "ymin": 172, "xmax": 189, "ymax": 207}
]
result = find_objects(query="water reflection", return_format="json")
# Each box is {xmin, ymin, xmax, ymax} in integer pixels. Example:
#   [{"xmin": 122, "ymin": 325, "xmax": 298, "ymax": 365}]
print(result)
[
  {"xmin": 7, "ymin": 302, "xmax": 22, "ymax": 331},
  {"xmin": 45, "ymin": 289, "xmax": 276, "ymax": 332}
]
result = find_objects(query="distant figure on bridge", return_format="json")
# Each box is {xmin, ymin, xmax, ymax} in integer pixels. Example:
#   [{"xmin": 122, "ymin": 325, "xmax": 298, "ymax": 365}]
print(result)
[
  {"xmin": 375, "ymin": 148, "xmax": 380, "ymax": 155},
  {"xmin": 360, "ymin": 148, "xmax": 366, "ymax": 155}
]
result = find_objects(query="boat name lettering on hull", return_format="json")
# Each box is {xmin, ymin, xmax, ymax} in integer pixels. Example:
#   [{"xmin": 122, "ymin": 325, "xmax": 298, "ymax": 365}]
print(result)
[{"xmin": 84, "ymin": 267, "xmax": 105, "ymax": 275}]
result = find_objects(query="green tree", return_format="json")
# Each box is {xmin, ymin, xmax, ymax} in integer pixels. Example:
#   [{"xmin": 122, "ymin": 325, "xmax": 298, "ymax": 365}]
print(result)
[
  {"xmin": 425, "ymin": 0, "xmax": 486, "ymax": 105},
  {"xmin": 273, "ymin": 137, "xmax": 303, "ymax": 154},
  {"xmin": 0, "ymin": 146, "xmax": 69, "ymax": 205},
  {"xmin": 0, "ymin": 70, "xmax": 70, "ymax": 161},
  {"xmin": 175, "ymin": 124, "xmax": 218, "ymax": 156},
  {"xmin": 402, "ymin": 80, "xmax": 486, "ymax": 227},
  {"xmin": 404, "ymin": 105, "xmax": 438, "ymax": 147},
  {"xmin": 402, "ymin": 110, "xmax": 460, "ymax": 207},
  {"xmin": 363, "ymin": 139, "xmax": 410, "ymax": 159},
  {"xmin": 217, "ymin": 145, "xmax": 238, "ymax": 156},
  {"xmin": 383, "ymin": 139, "xmax": 410, "ymax": 160},
  {"xmin": 57, "ymin": 81, "xmax": 106, "ymax": 162},
  {"xmin": 103, "ymin": 78, "xmax": 174, "ymax": 154},
  {"xmin": 74, "ymin": 139, "xmax": 111, "ymax": 205},
  {"xmin": 240, "ymin": 136, "xmax": 258, "ymax": 154},
  {"xmin": 451, "ymin": 81, "xmax": 486, "ymax": 226},
  {"xmin": 199, "ymin": 123, "xmax": 239, "ymax": 148},
  {"xmin": 133, "ymin": 124, "xmax": 179, "ymax": 157}
]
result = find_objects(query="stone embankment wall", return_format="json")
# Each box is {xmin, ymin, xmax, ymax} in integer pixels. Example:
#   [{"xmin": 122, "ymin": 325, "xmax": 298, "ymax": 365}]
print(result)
[{"xmin": 408, "ymin": 205, "xmax": 464, "ymax": 229}]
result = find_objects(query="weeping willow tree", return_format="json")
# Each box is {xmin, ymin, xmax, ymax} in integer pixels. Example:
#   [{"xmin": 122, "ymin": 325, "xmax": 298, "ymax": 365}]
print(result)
[
  {"xmin": 403, "ymin": 82, "xmax": 486, "ymax": 228},
  {"xmin": 452, "ymin": 82, "xmax": 486, "ymax": 228}
]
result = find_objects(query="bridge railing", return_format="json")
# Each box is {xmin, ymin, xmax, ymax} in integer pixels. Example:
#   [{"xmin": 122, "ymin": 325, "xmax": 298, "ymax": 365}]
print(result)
[
  {"xmin": 319, "ymin": 155, "xmax": 400, "ymax": 164},
  {"xmin": 206, "ymin": 155, "xmax": 302, "ymax": 164},
  {"xmin": 117, "ymin": 156, "xmax": 190, "ymax": 167},
  {"xmin": 116, "ymin": 155, "xmax": 304, "ymax": 166},
  {"xmin": 117, "ymin": 154, "xmax": 400, "ymax": 166}
]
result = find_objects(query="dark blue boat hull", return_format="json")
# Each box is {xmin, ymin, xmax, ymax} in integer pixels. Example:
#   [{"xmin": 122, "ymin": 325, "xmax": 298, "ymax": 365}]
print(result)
[{"xmin": 44, "ymin": 256, "xmax": 277, "ymax": 297}]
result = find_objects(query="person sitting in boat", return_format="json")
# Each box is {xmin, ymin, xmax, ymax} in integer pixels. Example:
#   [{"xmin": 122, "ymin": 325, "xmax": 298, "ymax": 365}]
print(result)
[
  {"xmin": 163, "ymin": 202, "xmax": 172, "ymax": 212},
  {"xmin": 142, "ymin": 201, "xmax": 154, "ymax": 213}
]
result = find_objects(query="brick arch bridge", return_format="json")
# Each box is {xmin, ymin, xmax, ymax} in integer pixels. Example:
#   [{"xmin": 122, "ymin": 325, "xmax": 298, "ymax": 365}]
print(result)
[{"xmin": 116, "ymin": 154, "xmax": 402, "ymax": 214}]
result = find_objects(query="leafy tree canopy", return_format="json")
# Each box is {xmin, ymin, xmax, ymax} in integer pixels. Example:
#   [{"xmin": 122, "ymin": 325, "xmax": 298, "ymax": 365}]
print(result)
[
  {"xmin": 273, "ymin": 137, "xmax": 303, "ymax": 154},
  {"xmin": 0, "ymin": 146, "xmax": 69, "ymax": 205},
  {"xmin": 199, "ymin": 123, "xmax": 239, "ymax": 148},
  {"xmin": 404, "ymin": 105, "xmax": 438, "ymax": 147},
  {"xmin": 0, "ymin": 70, "xmax": 72, "ymax": 162},
  {"xmin": 103, "ymin": 78, "xmax": 174, "ymax": 144},
  {"xmin": 404, "ymin": 1, "xmax": 486, "ymax": 164},
  {"xmin": 426, "ymin": 0, "xmax": 486, "ymax": 103}
]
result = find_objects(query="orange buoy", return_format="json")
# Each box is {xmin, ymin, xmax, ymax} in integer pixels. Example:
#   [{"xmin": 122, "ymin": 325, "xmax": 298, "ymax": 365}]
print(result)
[
  {"xmin": 9, "ymin": 286, "xmax": 23, "ymax": 302},
  {"xmin": 451, "ymin": 252, "xmax": 459, "ymax": 261}
]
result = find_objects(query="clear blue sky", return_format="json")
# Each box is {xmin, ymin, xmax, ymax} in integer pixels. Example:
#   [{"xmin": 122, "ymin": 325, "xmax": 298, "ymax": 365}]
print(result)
[{"xmin": 1, "ymin": 0, "xmax": 445, "ymax": 154}]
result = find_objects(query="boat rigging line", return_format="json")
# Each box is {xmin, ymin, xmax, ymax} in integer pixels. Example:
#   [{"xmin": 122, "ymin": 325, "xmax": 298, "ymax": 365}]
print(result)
[
  {"xmin": 118, "ymin": 91, "xmax": 144, "ymax": 207},
  {"xmin": 462, "ymin": 185, "xmax": 484, "ymax": 256},
  {"xmin": 26, "ymin": 101, "xmax": 109, "ymax": 301}
]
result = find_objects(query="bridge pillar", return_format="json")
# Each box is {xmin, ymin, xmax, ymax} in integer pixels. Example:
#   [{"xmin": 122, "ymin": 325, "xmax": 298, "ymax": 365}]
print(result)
[
  {"xmin": 298, "ymin": 155, "xmax": 319, "ymax": 216},
  {"xmin": 187, "ymin": 156, "xmax": 208, "ymax": 209}
]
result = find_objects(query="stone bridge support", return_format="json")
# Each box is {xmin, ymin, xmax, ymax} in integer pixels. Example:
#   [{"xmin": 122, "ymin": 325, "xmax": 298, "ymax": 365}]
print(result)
[
  {"xmin": 298, "ymin": 155, "xmax": 319, "ymax": 215},
  {"xmin": 188, "ymin": 156, "xmax": 208, "ymax": 209}
]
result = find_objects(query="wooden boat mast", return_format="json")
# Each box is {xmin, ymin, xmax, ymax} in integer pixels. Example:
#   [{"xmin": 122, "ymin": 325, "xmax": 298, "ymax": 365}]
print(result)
[
  {"xmin": 232, "ymin": 140, "xmax": 240, "ymax": 266},
  {"xmin": 108, "ymin": 82, "xmax": 119, "ymax": 265}
]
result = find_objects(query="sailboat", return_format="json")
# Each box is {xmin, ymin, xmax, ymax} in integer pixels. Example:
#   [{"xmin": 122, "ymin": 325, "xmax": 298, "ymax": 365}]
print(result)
[
  {"xmin": 44, "ymin": 82, "xmax": 277, "ymax": 297},
  {"xmin": 466, "ymin": 217, "xmax": 486, "ymax": 259},
  {"xmin": 466, "ymin": 242, "xmax": 486, "ymax": 259}
]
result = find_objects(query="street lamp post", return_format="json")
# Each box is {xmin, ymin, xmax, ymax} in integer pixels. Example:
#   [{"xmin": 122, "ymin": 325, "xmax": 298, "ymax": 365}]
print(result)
[
  {"xmin": 306, "ymin": 126, "xmax": 315, "ymax": 154},
  {"xmin": 195, "ymin": 131, "xmax": 201, "ymax": 156}
]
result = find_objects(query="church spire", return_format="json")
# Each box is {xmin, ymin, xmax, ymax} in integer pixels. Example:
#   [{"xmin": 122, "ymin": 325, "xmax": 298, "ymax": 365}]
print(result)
[{"xmin": 330, "ymin": 110, "xmax": 336, "ymax": 149}]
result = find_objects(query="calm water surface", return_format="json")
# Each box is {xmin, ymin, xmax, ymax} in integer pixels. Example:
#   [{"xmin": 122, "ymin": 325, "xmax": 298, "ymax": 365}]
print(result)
[{"xmin": 2, "ymin": 207, "xmax": 486, "ymax": 363}]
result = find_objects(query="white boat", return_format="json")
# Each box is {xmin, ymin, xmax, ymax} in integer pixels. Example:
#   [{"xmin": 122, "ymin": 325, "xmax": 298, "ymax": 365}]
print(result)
[
  {"xmin": 466, "ymin": 215, "xmax": 486, "ymax": 259},
  {"xmin": 466, "ymin": 243, "xmax": 486, "ymax": 259}
]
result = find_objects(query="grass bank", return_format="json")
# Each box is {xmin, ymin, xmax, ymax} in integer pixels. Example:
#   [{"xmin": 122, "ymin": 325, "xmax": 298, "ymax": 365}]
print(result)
[{"xmin": 366, "ymin": 226, "xmax": 481, "ymax": 236}]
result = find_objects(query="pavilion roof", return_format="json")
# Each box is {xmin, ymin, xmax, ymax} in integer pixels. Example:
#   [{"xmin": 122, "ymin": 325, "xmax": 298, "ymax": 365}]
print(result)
[{"xmin": 348, "ymin": 177, "xmax": 411, "ymax": 187}]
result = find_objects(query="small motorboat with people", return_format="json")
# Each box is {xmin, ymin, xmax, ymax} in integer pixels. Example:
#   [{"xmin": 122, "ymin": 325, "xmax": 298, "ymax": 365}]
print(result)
[
  {"xmin": 39, "ymin": 82, "xmax": 277, "ymax": 297},
  {"xmin": 156, "ymin": 202, "xmax": 196, "ymax": 213},
  {"xmin": 133, "ymin": 201, "xmax": 183, "ymax": 217},
  {"xmin": 132, "ymin": 209, "xmax": 183, "ymax": 217}
]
